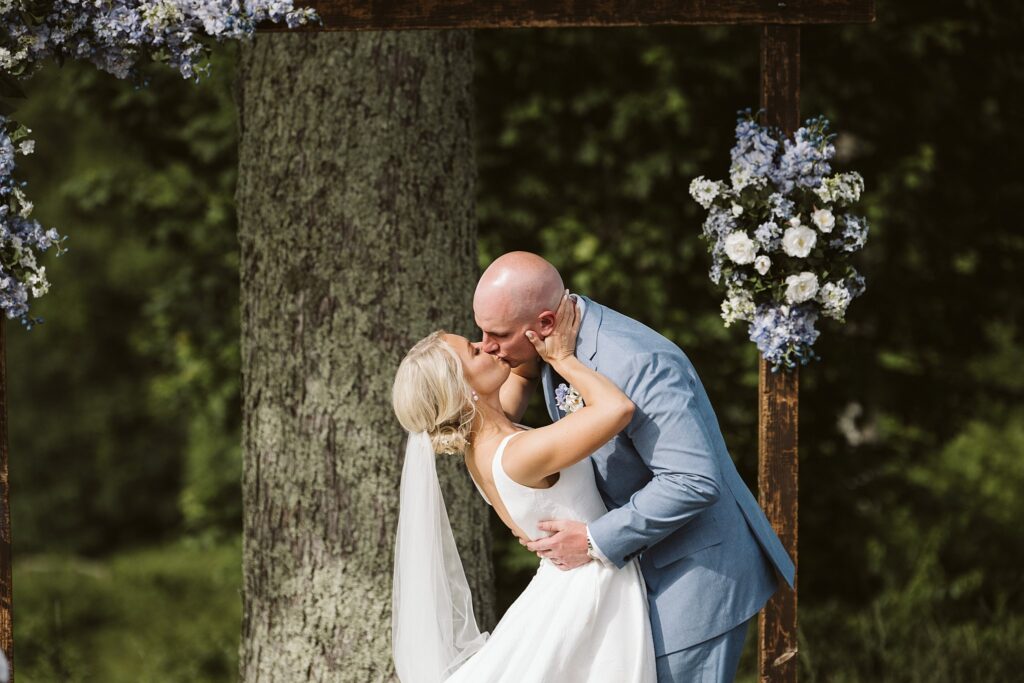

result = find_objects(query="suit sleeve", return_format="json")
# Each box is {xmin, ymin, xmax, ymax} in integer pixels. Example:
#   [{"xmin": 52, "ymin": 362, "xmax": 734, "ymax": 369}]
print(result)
[{"xmin": 587, "ymin": 351, "xmax": 723, "ymax": 568}]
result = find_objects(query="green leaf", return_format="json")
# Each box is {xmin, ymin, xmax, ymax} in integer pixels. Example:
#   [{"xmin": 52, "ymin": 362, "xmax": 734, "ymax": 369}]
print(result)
[{"xmin": 10, "ymin": 123, "xmax": 30, "ymax": 142}]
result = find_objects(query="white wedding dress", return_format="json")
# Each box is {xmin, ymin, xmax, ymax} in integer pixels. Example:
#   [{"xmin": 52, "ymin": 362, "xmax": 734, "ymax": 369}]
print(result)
[{"xmin": 445, "ymin": 430, "xmax": 657, "ymax": 683}]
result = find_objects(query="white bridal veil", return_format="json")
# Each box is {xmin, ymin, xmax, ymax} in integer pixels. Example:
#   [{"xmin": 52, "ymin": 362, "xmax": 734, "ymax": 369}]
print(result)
[{"xmin": 392, "ymin": 431, "xmax": 489, "ymax": 682}]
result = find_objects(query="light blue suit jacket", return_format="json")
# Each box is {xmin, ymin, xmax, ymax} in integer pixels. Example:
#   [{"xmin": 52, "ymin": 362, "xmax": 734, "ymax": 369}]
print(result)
[{"xmin": 541, "ymin": 297, "xmax": 796, "ymax": 655}]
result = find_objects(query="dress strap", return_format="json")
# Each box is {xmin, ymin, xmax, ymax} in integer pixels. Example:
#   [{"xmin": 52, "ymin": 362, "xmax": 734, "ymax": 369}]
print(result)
[
  {"xmin": 492, "ymin": 430, "xmax": 530, "ymax": 488},
  {"xmin": 495, "ymin": 430, "xmax": 525, "ymax": 461},
  {"xmin": 470, "ymin": 430, "xmax": 525, "ymax": 507}
]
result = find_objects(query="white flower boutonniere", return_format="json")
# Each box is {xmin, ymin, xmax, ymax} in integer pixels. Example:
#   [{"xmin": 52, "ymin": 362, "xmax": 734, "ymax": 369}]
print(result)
[{"xmin": 555, "ymin": 383, "xmax": 584, "ymax": 414}]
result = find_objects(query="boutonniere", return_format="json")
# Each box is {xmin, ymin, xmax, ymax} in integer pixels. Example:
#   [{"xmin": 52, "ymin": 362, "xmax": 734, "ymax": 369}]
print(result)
[{"xmin": 555, "ymin": 383, "xmax": 584, "ymax": 414}]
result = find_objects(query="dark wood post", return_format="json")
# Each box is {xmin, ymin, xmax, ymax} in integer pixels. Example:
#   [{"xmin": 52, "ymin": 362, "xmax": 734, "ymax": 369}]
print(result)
[
  {"xmin": 757, "ymin": 24, "xmax": 801, "ymax": 683},
  {"xmin": 0, "ymin": 318, "xmax": 11, "ymax": 681}
]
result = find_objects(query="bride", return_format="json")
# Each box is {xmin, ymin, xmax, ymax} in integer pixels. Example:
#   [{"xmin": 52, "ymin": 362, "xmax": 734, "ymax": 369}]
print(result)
[{"xmin": 391, "ymin": 292, "xmax": 657, "ymax": 683}]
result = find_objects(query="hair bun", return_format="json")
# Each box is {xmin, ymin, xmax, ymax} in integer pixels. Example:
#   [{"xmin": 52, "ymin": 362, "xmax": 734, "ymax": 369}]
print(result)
[{"xmin": 431, "ymin": 424, "xmax": 469, "ymax": 456}]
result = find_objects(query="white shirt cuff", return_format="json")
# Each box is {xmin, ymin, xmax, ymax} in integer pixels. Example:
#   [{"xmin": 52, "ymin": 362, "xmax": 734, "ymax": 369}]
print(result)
[{"xmin": 586, "ymin": 526, "xmax": 614, "ymax": 567}]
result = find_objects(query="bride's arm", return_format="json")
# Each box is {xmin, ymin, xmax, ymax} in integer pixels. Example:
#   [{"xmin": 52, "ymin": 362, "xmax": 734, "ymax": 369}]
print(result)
[
  {"xmin": 499, "ymin": 357, "xmax": 540, "ymax": 423},
  {"xmin": 503, "ymin": 295, "xmax": 634, "ymax": 486}
]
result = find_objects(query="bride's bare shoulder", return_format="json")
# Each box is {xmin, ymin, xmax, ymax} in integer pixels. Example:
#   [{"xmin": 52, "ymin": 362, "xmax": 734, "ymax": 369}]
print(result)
[{"xmin": 500, "ymin": 428, "xmax": 560, "ymax": 489}]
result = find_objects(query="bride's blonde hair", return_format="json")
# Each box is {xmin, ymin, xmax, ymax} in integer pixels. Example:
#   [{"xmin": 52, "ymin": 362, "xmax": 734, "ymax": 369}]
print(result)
[{"xmin": 392, "ymin": 331, "xmax": 477, "ymax": 455}]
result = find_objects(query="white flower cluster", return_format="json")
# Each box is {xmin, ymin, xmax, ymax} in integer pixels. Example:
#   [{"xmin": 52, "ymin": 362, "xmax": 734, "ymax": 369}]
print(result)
[
  {"xmin": 1, "ymin": 119, "xmax": 65, "ymax": 327},
  {"xmin": 815, "ymin": 172, "xmax": 864, "ymax": 206},
  {"xmin": 721, "ymin": 288, "xmax": 755, "ymax": 328},
  {"xmin": 689, "ymin": 177, "xmax": 726, "ymax": 210},
  {"xmin": 689, "ymin": 111, "xmax": 870, "ymax": 371}
]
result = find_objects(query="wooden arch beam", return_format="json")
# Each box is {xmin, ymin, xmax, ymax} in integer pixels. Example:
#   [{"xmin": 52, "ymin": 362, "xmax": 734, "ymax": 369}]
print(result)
[{"xmin": 259, "ymin": 0, "xmax": 875, "ymax": 31}]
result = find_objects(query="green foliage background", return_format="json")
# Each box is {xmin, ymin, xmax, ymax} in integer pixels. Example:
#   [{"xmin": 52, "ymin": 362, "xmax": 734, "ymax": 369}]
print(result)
[{"xmin": 6, "ymin": 2, "xmax": 1024, "ymax": 680}]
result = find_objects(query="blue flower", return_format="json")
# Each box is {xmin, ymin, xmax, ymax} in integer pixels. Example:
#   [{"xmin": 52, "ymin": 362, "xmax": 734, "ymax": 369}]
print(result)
[
  {"xmin": 754, "ymin": 220, "xmax": 783, "ymax": 252},
  {"xmin": 748, "ymin": 303, "xmax": 821, "ymax": 372},
  {"xmin": 828, "ymin": 214, "xmax": 869, "ymax": 253},
  {"xmin": 770, "ymin": 118, "xmax": 836, "ymax": 195},
  {"xmin": 845, "ymin": 270, "xmax": 867, "ymax": 298},
  {"xmin": 729, "ymin": 115, "xmax": 778, "ymax": 189},
  {"xmin": 702, "ymin": 206, "xmax": 737, "ymax": 241},
  {"xmin": 767, "ymin": 193, "xmax": 794, "ymax": 220}
]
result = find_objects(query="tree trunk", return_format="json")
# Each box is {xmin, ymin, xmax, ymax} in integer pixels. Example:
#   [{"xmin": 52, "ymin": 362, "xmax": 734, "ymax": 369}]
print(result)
[{"xmin": 235, "ymin": 30, "xmax": 494, "ymax": 682}]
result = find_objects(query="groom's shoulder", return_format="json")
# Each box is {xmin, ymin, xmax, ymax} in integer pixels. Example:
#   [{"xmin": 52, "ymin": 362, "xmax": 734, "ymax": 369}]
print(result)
[{"xmin": 590, "ymin": 299, "xmax": 689, "ymax": 362}]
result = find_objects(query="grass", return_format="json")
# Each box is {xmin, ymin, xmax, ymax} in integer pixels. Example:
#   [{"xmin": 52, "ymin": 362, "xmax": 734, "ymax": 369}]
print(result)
[{"xmin": 13, "ymin": 540, "xmax": 241, "ymax": 683}]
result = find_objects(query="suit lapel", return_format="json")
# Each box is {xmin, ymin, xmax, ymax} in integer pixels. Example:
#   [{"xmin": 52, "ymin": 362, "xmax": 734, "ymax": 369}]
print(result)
[
  {"xmin": 540, "ymin": 296, "xmax": 604, "ymax": 424},
  {"xmin": 540, "ymin": 362, "xmax": 561, "ymax": 422},
  {"xmin": 575, "ymin": 296, "xmax": 603, "ymax": 369}
]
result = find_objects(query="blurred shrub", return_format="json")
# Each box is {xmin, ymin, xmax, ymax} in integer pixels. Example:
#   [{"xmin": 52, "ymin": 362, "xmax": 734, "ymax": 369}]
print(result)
[{"xmin": 14, "ymin": 540, "xmax": 241, "ymax": 682}]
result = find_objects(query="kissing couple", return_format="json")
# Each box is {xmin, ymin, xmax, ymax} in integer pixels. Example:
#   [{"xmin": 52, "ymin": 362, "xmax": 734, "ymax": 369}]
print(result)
[{"xmin": 391, "ymin": 252, "xmax": 795, "ymax": 683}]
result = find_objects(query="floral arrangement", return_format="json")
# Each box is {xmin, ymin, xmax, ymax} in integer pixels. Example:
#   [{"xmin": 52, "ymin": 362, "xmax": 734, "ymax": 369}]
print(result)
[
  {"xmin": 1, "ymin": 0, "xmax": 320, "ymax": 328},
  {"xmin": 555, "ymin": 383, "xmax": 584, "ymax": 415},
  {"xmin": 689, "ymin": 109, "xmax": 869, "ymax": 372}
]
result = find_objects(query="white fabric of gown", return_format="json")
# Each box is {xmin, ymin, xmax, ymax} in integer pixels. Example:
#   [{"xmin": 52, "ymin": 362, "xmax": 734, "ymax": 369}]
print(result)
[{"xmin": 445, "ymin": 430, "xmax": 657, "ymax": 683}]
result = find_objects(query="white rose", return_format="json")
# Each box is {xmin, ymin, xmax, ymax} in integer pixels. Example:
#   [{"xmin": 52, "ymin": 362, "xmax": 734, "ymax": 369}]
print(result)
[
  {"xmin": 723, "ymin": 231, "xmax": 757, "ymax": 265},
  {"xmin": 782, "ymin": 225, "xmax": 817, "ymax": 258},
  {"xmin": 811, "ymin": 208, "xmax": 835, "ymax": 233},
  {"xmin": 788, "ymin": 216, "xmax": 803, "ymax": 228},
  {"xmin": 785, "ymin": 272, "xmax": 819, "ymax": 304},
  {"xmin": 754, "ymin": 255, "xmax": 771, "ymax": 275},
  {"xmin": 731, "ymin": 203, "xmax": 744, "ymax": 217}
]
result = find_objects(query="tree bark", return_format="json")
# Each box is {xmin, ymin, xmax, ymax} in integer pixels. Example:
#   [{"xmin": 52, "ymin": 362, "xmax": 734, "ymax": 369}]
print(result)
[{"xmin": 235, "ymin": 30, "xmax": 494, "ymax": 682}]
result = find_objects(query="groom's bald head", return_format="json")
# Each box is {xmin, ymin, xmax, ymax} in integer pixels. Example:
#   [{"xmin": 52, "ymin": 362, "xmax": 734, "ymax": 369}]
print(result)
[
  {"xmin": 474, "ymin": 252, "xmax": 566, "ymax": 366},
  {"xmin": 475, "ymin": 252, "xmax": 564, "ymax": 321}
]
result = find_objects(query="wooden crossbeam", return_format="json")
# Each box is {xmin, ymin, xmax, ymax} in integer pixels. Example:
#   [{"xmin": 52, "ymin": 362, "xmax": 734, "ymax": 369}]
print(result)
[{"xmin": 259, "ymin": 0, "xmax": 875, "ymax": 31}]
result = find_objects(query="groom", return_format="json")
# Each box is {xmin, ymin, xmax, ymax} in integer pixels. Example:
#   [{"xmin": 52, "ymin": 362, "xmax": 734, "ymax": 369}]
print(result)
[{"xmin": 473, "ymin": 252, "xmax": 795, "ymax": 683}]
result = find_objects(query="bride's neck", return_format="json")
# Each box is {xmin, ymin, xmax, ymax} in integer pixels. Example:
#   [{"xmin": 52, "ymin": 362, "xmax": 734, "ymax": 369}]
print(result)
[{"xmin": 470, "ymin": 394, "xmax": 516, "ymax": 444}]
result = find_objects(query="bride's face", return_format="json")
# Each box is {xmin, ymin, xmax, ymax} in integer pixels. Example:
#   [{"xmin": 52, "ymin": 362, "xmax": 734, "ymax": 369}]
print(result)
[{"xmin": 443, "ymin": 334, "xmax": 511, "ymax": 397}]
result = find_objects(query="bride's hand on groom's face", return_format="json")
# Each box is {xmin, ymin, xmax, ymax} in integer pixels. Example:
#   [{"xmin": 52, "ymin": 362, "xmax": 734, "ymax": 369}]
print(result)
[{"xmin": 525, "ymin": 291, "xmax": 580, "ymax": 365}]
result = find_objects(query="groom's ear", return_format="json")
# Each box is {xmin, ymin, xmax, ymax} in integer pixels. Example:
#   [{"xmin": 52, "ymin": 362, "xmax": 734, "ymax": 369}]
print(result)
[{"xmin": 536, "ymin": 310, "xmax": 557, "ymax": 335}]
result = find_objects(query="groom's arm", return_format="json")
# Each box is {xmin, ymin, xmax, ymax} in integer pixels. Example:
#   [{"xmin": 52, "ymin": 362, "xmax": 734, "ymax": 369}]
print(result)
[
  {"xmin": 586, "ymin": 351, "xmax": 723, "ymax": 569},
  {"xmin": 499, "ymin": 358, "xmax": 541, "ymax": 423}
]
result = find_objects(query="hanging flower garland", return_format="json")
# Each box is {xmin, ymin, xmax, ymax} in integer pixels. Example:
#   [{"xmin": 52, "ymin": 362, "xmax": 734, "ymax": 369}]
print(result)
[
  {"xmin": 690, "ymin": 109, "xmax": 869, "ymax": 372},
  {"xmin": 0, "ymin": 0, "xmax": 320, "ymax": 328}
]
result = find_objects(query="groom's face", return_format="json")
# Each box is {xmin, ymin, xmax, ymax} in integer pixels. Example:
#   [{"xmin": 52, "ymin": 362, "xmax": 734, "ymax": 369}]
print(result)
[
  {"xmin": 474, "ymin": 307, "xmax": 556, "ymax": 369},
  {"xmin": 477, "ymin": 320, "xmax": 535, "ymax": 368}
]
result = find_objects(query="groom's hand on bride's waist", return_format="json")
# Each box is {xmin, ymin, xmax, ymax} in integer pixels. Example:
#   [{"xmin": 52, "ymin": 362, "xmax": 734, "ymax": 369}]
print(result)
[{"xmin": 525, "ymin": 520, "xmax": 591, "ymax": 571}]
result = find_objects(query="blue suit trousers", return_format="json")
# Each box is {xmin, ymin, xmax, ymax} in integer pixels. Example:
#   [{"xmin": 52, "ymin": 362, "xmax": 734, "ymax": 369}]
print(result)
[{"xmin": 655, "ymin": 618, "xmax": 750, "ymax": 683}]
